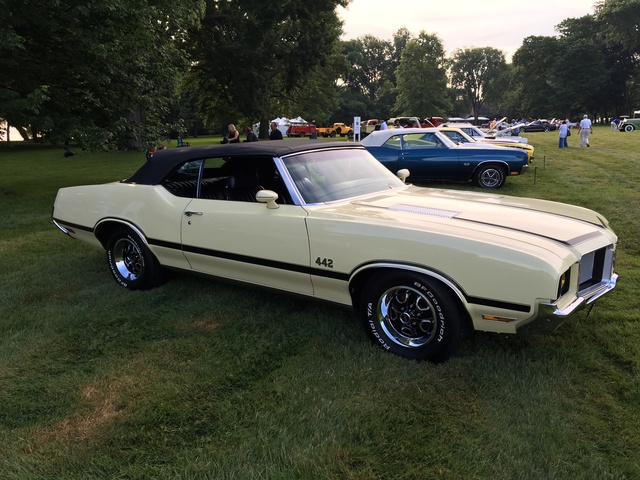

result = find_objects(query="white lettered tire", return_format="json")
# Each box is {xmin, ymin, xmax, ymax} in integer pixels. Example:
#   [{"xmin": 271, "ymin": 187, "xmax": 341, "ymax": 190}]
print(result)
[
  {"xmin": 360, "ymin": 272, "xmax": 468, "ymax": 363},
  {"xmin": 106, "ymin": 228, "xmax": 164, "ymax": 290}
]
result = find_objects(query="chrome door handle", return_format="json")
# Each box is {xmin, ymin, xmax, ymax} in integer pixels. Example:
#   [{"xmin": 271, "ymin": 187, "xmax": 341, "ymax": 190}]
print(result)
[{"xmin": 184, "ymin": 211, "xmax": 203, "ymax": 217}]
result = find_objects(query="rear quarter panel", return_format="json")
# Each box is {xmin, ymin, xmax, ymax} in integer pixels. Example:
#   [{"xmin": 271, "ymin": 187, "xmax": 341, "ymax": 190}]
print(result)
[{"xmin": 53, "ymin": 183, "xmax": 191, "ymax": 268}]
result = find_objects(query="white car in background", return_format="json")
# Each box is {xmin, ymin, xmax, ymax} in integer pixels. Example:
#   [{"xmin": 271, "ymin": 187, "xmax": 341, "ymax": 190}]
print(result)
[
  {"xmin": 438, "ymin": 126, "xmax": 535, "ymax": 162},
  {"xmin": 443, "ymin": 123, "xmax": 529, "ymax": 144}
]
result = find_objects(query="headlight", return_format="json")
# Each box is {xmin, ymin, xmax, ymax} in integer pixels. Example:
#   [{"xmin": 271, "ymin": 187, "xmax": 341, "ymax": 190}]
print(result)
[{"xmin": 557, "ymin": 269, "xmax": 571, "ymax": 299}]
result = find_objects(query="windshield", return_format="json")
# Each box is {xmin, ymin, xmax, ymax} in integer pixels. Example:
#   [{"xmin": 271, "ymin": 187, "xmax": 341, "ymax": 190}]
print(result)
[
  {"xmin": 398, "ymin": 132, "xmax": 458, "ymax": 149},
  {"xmin": 283, "ymin": 148, "xmax": 405, "ymax": 203},
  {"xmin": 441, "ymin": 129, "xmax": 474, "ymax": 144}
]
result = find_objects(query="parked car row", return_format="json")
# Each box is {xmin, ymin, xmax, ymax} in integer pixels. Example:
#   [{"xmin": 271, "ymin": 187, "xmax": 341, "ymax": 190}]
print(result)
[
  {"xmin": 437, "ymin": 126, "xmax": 535, "ymax": 162},
  {"xmin": 52, "ymin": 140, "xmax": 619, "ymax": 363},
  {"xmin": 360, "ymin": 128, "xmax": 529, "ymax": 189}
]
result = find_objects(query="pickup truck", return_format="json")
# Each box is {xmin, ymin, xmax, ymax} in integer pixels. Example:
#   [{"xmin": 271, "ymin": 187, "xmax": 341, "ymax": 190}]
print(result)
[
  {"xmin": 361, "ymin": 119, "xmax": 380, "ymax": 138},
  {"xmin": 317, "ymin": 123, "xmax": 353, "ymax": 138}
]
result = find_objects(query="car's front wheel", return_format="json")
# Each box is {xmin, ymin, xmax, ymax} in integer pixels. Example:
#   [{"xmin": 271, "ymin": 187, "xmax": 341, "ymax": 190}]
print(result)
[
  {"xmin": 360, "ymin": 272, "xmax": 469, "ymax": 363},
  {"xmin": 107, "ymin": 228, "xmax": 164, "ymax": 290},
  {"xmin": 624, "ymin": 124, "xmax": 634, "ymax": 132},
  {"xmin": 474, "ymin": 164, "xmax": 506, "ymax": 188}
]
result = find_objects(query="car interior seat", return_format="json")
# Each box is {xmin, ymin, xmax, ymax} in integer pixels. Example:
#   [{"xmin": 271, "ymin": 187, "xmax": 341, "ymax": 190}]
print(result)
[{"xmin": 224, "ymin": 173, "xmax": 264, "ymax": 202}]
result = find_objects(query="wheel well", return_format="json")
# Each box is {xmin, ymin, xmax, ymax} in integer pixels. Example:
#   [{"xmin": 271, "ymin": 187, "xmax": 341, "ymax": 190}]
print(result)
[
  {"xmin": 349, "ymin": 265, "xmax": 469, "ymax": 319},
  {"xmin": 471, "ymin": 161, "xmax": 507, "ymax": 179},
  {"xmin": 94, "ymin": 220, "xmax": 144, "ymax": 249}
]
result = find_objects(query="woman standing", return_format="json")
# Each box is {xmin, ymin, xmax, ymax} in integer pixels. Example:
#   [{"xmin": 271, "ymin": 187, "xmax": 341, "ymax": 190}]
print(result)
[{"xmin": 558, "ymin": 120, "xmax": 569, "ymax": 148}]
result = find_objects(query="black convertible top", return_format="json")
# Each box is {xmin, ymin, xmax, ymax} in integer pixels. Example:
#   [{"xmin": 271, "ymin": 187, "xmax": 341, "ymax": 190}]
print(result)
[{"xmin": 125, "ymin": 140, "xmax": 363, "ymax": 185}]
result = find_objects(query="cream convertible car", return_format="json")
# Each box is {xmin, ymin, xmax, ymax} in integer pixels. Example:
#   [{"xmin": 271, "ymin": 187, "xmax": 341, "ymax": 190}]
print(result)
[{"xmin": 52, "ymin": 141, "xmax": 618, "ymax": 362}]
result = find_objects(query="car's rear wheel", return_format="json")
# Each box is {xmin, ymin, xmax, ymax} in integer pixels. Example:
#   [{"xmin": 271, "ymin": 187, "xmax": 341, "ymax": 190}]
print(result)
[
  {"xmin": 624, "ymin": 124, "xmax": 634, "ymax": 132},
  {"xmin": 474, "ymin": 164, "xmax": 505, "ymax": 188},
  {"xmin": 330, "ymin": 131, "xmax": 337, "ymax": 138},
  {"xmin": 107, "ymin": 228, "xmax": 164, "ymax": 290},
  {"xmin": 359, "ymin": 272, "xmax": 468, "ymax": 363}
]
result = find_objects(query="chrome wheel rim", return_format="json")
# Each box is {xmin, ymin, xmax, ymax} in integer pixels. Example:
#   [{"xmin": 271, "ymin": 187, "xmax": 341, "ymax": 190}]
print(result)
[
  {"xmin": 480, "ymin": 168, "xmax": 501, "ymax": 188},
  {"xmin": 113, "ymin": 237, "xmax": 144, "ymax": 281},
  {"xmin": 377, "ymin": 286, "xmax": 437, "ymax": 348}
]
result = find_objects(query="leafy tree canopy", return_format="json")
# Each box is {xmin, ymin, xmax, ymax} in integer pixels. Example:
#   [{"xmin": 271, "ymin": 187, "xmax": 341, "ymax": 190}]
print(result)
[
  {"xmin": 1, "ymin": 0, "xmax": 206, "ymax": 149},
  {"xmin": 450, "ymin": 47, "xmax": 508, "ymax": 120},
  {"xmin": 395, "ymin": 32, "xmax": 451, "ymax": 117},
  {"xmin": 596, "ymin": 0, "xmax": 640, "ymax": 55},
  {"xmin": 189, "ymin": 0, "xmax": 349, "ymax": 137}
]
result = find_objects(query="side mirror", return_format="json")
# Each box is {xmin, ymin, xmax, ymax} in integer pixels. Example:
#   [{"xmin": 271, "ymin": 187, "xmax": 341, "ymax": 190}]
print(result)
[
  {"xmin": 396, "ymin": 169, "xmax": 410, "ymax": 183},
  {"xmin": 256, "ymin": 190, "xmax": 280, "ymax": 209}
]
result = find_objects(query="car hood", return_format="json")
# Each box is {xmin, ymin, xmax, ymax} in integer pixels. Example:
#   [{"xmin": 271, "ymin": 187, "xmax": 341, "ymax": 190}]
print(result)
[{"xmin": 317, "ymin": 185, "xmax": 613, "ymax": 247}]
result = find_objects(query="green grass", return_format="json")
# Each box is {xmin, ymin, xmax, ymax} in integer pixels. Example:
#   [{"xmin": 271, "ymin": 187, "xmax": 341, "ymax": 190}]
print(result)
[{"xmin": 1, "ymin": 128, "xmax": 639, "ymax": 479}]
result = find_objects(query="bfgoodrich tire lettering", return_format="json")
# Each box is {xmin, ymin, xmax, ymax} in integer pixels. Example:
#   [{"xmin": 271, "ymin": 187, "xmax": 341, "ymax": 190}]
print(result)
[
  {"xmin": 360, "ymin": 272, "xmax": 468, "ymax": 363},
  {"xmin": 106, "ymin": 228, "xmax": 164, "ymax": 290}
]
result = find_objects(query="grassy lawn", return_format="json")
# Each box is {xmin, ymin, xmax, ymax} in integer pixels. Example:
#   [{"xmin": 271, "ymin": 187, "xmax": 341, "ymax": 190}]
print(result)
[{"xmin": 1, "ymin": 128, "xmax": 639, "ymax": 479}]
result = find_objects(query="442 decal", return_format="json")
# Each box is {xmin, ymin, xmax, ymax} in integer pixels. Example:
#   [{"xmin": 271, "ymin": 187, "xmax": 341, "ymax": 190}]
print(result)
[{"xmin": 315, "ymin": 257, "xmax": 334, "ymax": 268}]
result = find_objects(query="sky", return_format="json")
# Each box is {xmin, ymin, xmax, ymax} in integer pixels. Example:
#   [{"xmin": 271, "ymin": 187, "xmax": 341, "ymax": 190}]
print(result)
[{"xmin": 337, "ymin": 0, "xmax": 598, "ymax": 60}]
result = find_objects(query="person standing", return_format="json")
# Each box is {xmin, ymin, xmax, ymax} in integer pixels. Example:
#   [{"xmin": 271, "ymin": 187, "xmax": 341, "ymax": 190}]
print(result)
[
  {"xmin": 243, "ymin": 126, "xmax": 258, "ymax": 142},
  {"xmin": 558, "ymin": 120, "xmax": 569, "ymax": 148},
  {"xmin": 269, "ymin": 121, "xmax": 283, "ymax": 140},
  {"xmin": 579, "ymin": 115, "xmax": 592, "ymax": 147}
]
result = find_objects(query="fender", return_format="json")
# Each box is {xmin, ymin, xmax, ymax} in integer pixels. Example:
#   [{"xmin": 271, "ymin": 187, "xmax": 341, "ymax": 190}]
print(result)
[{"xmin": 94, "ymin": 217, "xmax": 149, "ymax": 248}]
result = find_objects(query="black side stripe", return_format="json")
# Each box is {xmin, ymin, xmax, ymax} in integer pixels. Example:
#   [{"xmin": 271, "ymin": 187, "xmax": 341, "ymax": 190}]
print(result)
[
  {"xmin": 57, "ymin": 226, "xmax": 529, "ymax": 313},
  {"xmin": 466, "ymin": 296, "xmax": 531, "ymax": 313},
  {"xmin": 149, "ymin": 238, "xmax": 350, "ymax": 281},
  {"xmin": 151, "ymin": 239, "xmax": 531, "ymax": 312}
]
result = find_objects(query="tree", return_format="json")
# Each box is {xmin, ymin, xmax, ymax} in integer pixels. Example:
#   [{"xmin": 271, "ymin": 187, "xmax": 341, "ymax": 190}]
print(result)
[
  {"xmin": 189, "ymin": 0, "xmax": 349, "ymax": 138},
  {"xmin": 450, "ymin": 47, "xmax": 508, "ymax": 120},
  {"xmin": 594, "ymin": 1, "xmax": 640, "ymax": 114},
  {"xmin": 394, "ymin": 32, "xmax": 450, "ymax": 117},
  {"xmin": 552, "ymin": 16, "xmax": 611, "ymax": 119},
  {"xmin": 509, "ymin": 36, "xmax": 561, "ymax": 119},
  {"xmin": 596, "ymin": 0, "xmax": 640, "ymax": 55},
  {"xmin": 341, "ymin": 35, "xmax": 392, "ymax": 102},
  {"xmin": 339, "ymin": 34, "xmax": 396, "ymax": 121},
  {"xmin": 0, "ymin": 0, "xmax": 206, "ymax": 149}
]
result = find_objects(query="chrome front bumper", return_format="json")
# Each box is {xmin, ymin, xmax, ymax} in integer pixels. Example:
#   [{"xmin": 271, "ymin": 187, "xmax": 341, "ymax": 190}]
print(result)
[{"xmin": 522, "ymin": 273, "xmax": 618, "ymax": 333}]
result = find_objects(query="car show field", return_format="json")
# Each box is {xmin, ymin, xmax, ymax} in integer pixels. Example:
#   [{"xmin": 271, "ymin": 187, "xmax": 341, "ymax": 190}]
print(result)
[{"xmin": 1, "ymin": 127, "xmax": 639, "ymax": 478}]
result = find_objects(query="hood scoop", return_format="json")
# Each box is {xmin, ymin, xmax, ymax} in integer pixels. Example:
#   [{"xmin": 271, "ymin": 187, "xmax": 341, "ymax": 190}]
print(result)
[{"xmin": 389, "ymin": 203, "xmax": 460, "ymax": 219}]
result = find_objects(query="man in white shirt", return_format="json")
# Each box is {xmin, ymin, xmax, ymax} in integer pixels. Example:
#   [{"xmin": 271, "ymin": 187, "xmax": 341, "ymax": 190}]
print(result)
[{"xmin": 579, "ymin": 114, "xmax": 593, "ymax": 148}]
